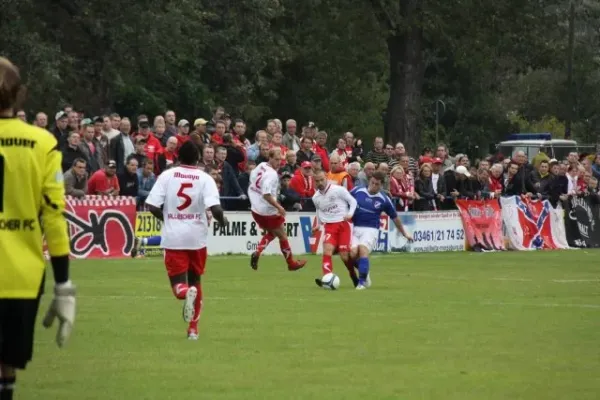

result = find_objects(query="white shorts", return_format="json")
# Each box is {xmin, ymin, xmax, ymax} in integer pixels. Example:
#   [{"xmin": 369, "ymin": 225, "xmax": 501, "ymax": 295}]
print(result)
[{"xmin": 351, "ymin": 227, "xmax": 379, "ymax": 252}]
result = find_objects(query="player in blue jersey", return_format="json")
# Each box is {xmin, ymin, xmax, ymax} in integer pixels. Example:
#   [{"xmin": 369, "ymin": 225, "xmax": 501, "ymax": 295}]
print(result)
[{"xmin": 350, "ymin": 171, "xmax": 413, "ymax": 290}]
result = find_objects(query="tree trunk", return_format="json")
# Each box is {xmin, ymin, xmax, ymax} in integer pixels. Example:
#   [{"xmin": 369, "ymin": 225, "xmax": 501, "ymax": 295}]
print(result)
[{"xmin": 385, "ymin": 1, "xmax": 425, "ymax": 156}]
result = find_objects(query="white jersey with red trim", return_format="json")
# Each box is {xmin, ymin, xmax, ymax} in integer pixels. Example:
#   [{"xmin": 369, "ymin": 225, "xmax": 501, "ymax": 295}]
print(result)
[
  {"xmin": 145, "ymin": 166, "xmax": 221, "ymax": 250},
  {"xmin": 312, "ymin": 183, "xmax": 358, "ymax": 224},
  {"xmin": 249, "ymin": 162, "xmax": 280, "ymax": 216}
]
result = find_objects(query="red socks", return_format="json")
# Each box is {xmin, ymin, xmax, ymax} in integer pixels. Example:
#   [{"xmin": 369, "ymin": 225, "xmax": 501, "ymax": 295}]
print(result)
[
  {"xmin": 256, "ymin": 232, "xmax": 275, "ymax": 255},
  {"xmin": 280, "ymin": 239, "xmax": 293, "ymax": 264},
  {"xmin": 172, "ymin": 283, "xmax": 189, "ymax": 299},
  {"xmin": 322, "ymin": 255, "xmax": 333, "ymax": 275}
]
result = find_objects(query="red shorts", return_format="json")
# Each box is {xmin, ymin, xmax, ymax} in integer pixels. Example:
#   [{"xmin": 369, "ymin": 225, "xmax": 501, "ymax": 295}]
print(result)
[
  {"xmin": 164, "ymin": 248, "xmax": 207, "ymax": 277},
  {"xmin": 252, "ymin": 211, "xmax": 285, "ymax": 231},
  {"xmin": 323, "ymin": 221, "xmax": 352, "ymax": 252}
]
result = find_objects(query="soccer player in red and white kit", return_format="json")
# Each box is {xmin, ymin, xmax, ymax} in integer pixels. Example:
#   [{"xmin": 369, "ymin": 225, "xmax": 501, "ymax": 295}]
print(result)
[
  {"xmin": 312, "ymin": 170, "xmax": 358, "ymax": 287},
  {"xmin": 249, "ymin": 148, "xmax": 307, "ymax": 271},
  {"xmin": 145, "ymin": 141, "xmax": 227, "ymax": 340}
]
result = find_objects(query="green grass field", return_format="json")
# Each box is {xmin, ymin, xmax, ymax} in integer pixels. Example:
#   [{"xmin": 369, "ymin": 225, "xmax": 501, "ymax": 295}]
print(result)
[{"xmin": 19, "ymin": 251, "xmax": 600, "ymax": 400}]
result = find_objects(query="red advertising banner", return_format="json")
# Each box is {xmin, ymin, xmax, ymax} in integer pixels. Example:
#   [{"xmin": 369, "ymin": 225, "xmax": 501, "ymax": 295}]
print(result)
[
  {"xmin": 456, "ymin": 199, "xmax": 505, "ymax": 251},
  {"xmin": 64, "ymin": 196, "xmax": 137, "ymax": 258}
]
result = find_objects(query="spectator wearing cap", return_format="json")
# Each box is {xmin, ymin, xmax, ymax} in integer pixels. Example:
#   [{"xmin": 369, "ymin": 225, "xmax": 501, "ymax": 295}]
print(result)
[
  {"xmin": 290, "ymin": 161, "xmax": 316, "ymax": 208},
  {"xmin": 34, "ymin": 112, "xmax": 48, "ymax": 130},
  {"xmin": 61, "ymin": 131, "xmax": 88, "ymax": 172},
  {"xmin": 64, "ymin": 158, "xmax": 88, "ymax": 198},
  {"xmin": 296, "ymin": 136, "xmax": 315, "ymax": 167},
  {"xmin": 88, "ymin": 160, "xmax": 120, "ymax": 195},
  {"xmin": 431, "ymin": 158, "xmax": 447, "ymax": 204},
  {"xmin": 78, "ymin": 122, "xmax": 101, "ymax": 173},
  {"xmin": 279, "ymin": 150, "xmax": 298, "ymax": 176},
  {"xmin": 211, "ymin": 120, "xmax": 227, "ymax": 145},
  {"xmin": 132, "ymin": 136, "xmax": 148, "ymax": 167},
  {"xmin": 311, "ymin": 156, "xmax": 323, "ymax": 173},
  {"xmin": 118, "ymin": 156, "xmax": 139, "ymax": 198},
  {"xmin": 109, "ymin": 117, "xmax": 135, "ymax": 174},
  {"xmin": 137, "ymin": 159, "xmax": 156, "ymax": 208},
  {"xmin": 328, "ymin": 154, "xmax": 353, "ymax": 191},
  {"xmin": 137, "ymin": 116, "xmax": 163, "ymax": 162},
  {"xmin": 165, "ymin": 110, "xmax": 177, "ymax": 137},
  {"xmin": 52, "ymin": 111, "xmax": 69, "ymax": 148},
  {"xmin": 156, "ymin": 136, "xmax": 178, "ymax": 174},
  {"xmin": 313, "ymin": 131, "xmax": 330, "ymax": 172},
  {"xmin": 247, "ymin": 130, "xmax": 268, "ymax": 161},
  {"xmin": 283, "ymin": 119, "xmax": 300, "ymax": 152},
  {"xmin": 279, "ymin": 171, "xmax": 302, "ymax": 211},
  {"xmin": 174, "ymin": 119, "xmax": 191, "ymax": 153},
  {"xmin": 365, "ymin": 137, "xmax": 390, "ymax": 165},
  {"xmin": 193, "ymin": 118, "xmax": 211, "ymax": 144}
]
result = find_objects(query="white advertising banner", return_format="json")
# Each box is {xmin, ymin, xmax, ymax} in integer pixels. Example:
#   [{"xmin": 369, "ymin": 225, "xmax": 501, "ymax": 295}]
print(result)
[{"xmin": 388, "ymin": 211, "xmax": 466, "ymax": 253}]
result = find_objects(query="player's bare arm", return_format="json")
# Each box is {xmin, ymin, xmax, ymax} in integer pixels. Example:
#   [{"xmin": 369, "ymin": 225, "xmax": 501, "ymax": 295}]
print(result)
[
  {"xmin": 393, "ymin": 216, "xmax": 413, "ymax": 241},
  {"xmin": 209, "ymin": 204, "xmax": 228, "ymax": 225},
  {"xmin": 147, "ymin": 204, "xmax": 164, "ymax": 222},
  {"xmin": 262, "ymin": 193, "xmax": 285, "ymax": 217}
]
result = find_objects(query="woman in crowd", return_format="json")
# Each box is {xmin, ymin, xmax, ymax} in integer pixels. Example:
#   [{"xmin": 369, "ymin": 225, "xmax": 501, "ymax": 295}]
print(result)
[
  {"xmin": 414, "ymin": 163, "xmax": 436, "ymax": 211},
  {"xmin": 390, "ymin": 165, "xmax": 417, "ymax": 211}
]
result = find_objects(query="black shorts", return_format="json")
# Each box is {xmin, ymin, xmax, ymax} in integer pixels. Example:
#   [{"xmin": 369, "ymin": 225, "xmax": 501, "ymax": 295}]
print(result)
[{"xmin": 0, "ymin": 278, "xmax": 44, "ymax": 369}]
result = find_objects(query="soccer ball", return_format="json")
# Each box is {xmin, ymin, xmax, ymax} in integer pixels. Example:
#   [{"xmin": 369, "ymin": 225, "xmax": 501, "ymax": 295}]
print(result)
[{"xmin": 321, "ymin": 273, "xmax": 340, "ymax": 290}]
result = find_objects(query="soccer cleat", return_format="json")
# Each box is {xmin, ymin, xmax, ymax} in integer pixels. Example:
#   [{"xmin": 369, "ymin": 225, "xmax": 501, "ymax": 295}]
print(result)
[
  {"xmin": 250, "ymin": 252, "xmax": 259, "ymax": 270},
  {"xmin": 182, "ymin": 286, "xmax": 198, "ymax": 323},
  {"xmin": 288, "ymin": 259, "xmax": 307, "ymax": 271},
  {"xmin": 131, "ymin": 237, "xmax": 142, "ymax": 258},
  {"xmin": 356, "ymin": 283, "xmax": 367, "ymax": 290},
  {"xmin": 187, "ymin": 327, "xmax": 199, "ymax": 340},
  {"xmin": 314, "ymin": 278, "xmax": 323, "ymax": 287},
  {"xmin": 365, "ymin": 273, "xmax": 372, "ymax": 288}
]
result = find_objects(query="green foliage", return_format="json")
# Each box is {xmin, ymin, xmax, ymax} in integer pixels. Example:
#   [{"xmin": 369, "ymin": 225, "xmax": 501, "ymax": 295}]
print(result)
[{"xmin": 2, "ymin": 0, "xmax": 600, "ymax": 151}]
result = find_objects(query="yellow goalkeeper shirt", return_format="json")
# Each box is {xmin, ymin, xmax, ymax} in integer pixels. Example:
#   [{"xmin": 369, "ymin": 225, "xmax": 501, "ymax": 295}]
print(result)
[{"xmin": 0, "ymin": 117, "xmax": 70, "ymax": 299}]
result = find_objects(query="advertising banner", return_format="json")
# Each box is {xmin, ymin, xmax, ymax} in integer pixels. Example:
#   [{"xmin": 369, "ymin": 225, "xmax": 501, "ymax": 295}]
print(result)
[
  {"xmin": 501, "ymin": 196, "xmax": 569, "ymax": 250},
  {"xmin": 564, "ymin": 195, "xmax": 600, "ymax": 248},
  {"xmin": 64, "ymin": 196, "xmax": 137, "ymax": 258},
  {"xmin": 135, "ymin": 212, "xmax": 163, "ymax": 256},
  {"xmin": 388, "ymin": 211, "xmax": 465, "ymax": 253},
  {"xmin": 456, "ymin": 199, "xmax": 505, "ymax": 251}
]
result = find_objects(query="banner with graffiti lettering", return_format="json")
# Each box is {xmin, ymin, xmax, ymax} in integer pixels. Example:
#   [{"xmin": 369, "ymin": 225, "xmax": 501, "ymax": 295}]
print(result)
[
  {"xmin": 64, "ymin": 196, "xmax": 137, "ymax": 258},
  {"xmin": 500, "ymin": 196, "xmax": 569, "ymax": 250},
  {"xmin": 564, "ymin": 195, "xmax": 600, "ymax": 248},
  {"xmin": 456, "ymin": 199, "xmax": 505, "ymax": 251}
]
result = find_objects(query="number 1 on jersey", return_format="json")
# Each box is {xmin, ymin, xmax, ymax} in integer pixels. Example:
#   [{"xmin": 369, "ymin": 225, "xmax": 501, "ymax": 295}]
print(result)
[{"xmin": 177, "ymin": 183, "xmax": 193, "ymax": 210}]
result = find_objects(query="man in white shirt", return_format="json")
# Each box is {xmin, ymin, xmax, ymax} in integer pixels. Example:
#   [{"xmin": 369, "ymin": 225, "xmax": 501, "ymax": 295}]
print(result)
[
  {"xmin": 249, "ymin": 148, "xmax": 307, "ymax": 271},
  {"xmin": 312, "ymin": 170, "xmax": 357, "ymax": 286},
  {"xmin": 145, "ymin": 141, "xmax": 227, "ymax": 340}
]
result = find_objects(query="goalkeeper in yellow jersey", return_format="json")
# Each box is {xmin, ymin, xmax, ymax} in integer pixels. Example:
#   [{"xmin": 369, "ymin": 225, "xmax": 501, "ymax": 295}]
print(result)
[{"xmin": 0, "ymin": 57, "xmax": 76, "ymax": 400}]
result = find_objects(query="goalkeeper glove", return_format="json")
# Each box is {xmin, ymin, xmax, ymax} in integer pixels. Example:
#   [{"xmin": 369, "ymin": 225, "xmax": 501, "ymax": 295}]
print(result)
[{"xmin": 42, "ymin": 280, "xmax": 76, "ymax": 348}]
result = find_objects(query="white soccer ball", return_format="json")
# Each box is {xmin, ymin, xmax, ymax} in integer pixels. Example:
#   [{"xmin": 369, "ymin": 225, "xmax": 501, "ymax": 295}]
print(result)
[{"xmin": 321, "ymin": 273, "xmax": 340, "ymax": 290}]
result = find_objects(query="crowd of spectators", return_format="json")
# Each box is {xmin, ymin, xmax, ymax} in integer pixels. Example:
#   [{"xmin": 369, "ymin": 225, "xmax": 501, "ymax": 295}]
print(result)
[{"xmin": 19, "ymin": 106, "xmax": 600, "ymax": 211}]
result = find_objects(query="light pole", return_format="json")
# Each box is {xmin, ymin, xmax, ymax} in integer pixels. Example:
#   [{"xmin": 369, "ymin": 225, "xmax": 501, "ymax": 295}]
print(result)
[{"xmin": 434, "ymin": 99, "xmax": 446, "ymax": 144}]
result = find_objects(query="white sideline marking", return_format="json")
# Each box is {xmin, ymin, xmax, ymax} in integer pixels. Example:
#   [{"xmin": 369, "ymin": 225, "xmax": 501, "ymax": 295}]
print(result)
[
  {"xmin": 551, "ymin": 279, "xmax": 600, "ymax": 283},
  {"xmin": 492, "ymin": 277, "xmax": 533, "ymax": 282},
  {"xmin": 77, "ymin": 295, "xmax": 600, "ymax": 309}
]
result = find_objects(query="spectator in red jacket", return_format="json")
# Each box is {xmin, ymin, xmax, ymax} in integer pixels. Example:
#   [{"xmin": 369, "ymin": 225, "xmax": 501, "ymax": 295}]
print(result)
[
  {"xmin": 313, "ymin": 130, "xmax": 330, "ymax": 172},
  {"xmin": 174, "ymin": 119, "xmax": 190, "ymax": 154},
  {"xmin": 157, "ymin": 136, "xmax": 178, "ymax": 174},
  {"xmin": 137, "ymin": 117, "xmax": 163, "ymax": 162},
  {"xmin": 290, "ymin": 161, "xmax": 316, "ymax": 199},
  {"xmin": 88, "ymin": 160, "xmax": 120, "ymax": 195},
  {"xmin": 211, "ymin": 120, "xmax": 227, "ymax": 145}
]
